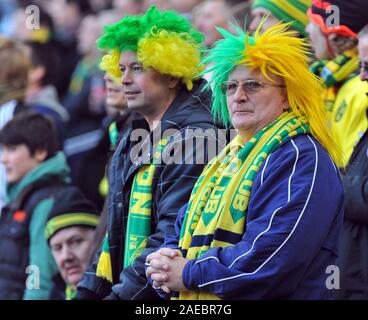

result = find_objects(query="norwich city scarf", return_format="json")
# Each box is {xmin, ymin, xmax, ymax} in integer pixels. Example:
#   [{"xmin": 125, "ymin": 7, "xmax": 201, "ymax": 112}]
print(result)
[
  {"xmin": 176, "ymin": 112, "xmax": 309, "ymax": 300},
  {"xmin": 65, "ymin": 284, "xmax": 77, "ymax": 300},
  {"xmin": 96, "ymin": 139, "xmax": 169, "ymax": 282},
  {"xmin": 310, "ymin": 47, "xmax": 358, "ymax": 121}
]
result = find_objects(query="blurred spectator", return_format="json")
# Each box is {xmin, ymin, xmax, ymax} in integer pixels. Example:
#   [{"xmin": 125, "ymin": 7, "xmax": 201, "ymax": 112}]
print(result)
[
  {"xmin": 250, "ymin": 0, "xmax": 311, "ymax": 37},
  {"xmin": 307, "ymin": 0, "xmax": 368, "ymax": 168},
  {"xmin": 63, "ymin": 13, "xmax": 105, "ymax": 124},
  {"xmin": 169, "ymin": 0, "xmax": 204, "ymax": 20},
  {"xmin": 193, "ymin": 0, "xmax": 250, "ymax": 48},
  {"xmin": 89, "ymin": 0, "xmax": 112, "ymax": 12},
  {"xmin": 46, "ymin": 188, "xmax": 99, "ymax": 300},
  {"xmin": 143, "ymin": 0, "xmax": 171, "ymax": 11},
  {"xmin": 44, "ymin": 0, "xmax": 93, "ymax": 100},
  {"xmin": 0, "ymin": 0, "xmax": 18, "ymax": 36},
  {"xmin": 12, "ymin": 3, "xmax": 77, "ymax": 100},
  {"xmin": 0, "ymin": 36, "xmax": 30, "ymax": 210},
  {"xmin": 24, "ymin": 41, "xmax": 69, "ymax": 148},
  {"xmin": 63, "ymin": 11, "xmax": 119, "ymax": 209},
  {"xmin": 114, "ymin": 0, "xmax": 145, "ymax": 15},
  {"xmin": 337, "ymin": 25, "xmax": 368, "ymax": 300},
  {"xmin": 0, "ymin": 112, "xmax": 72, "ymax": 300},
  {"xmin": 87, "ymin": 73, "xmax": 141, "ymax": 258},
  {"xmin": 360, "ymin": 25, "xmax": 368, "ymax": 82},
  {"xmin": 193, "ymin": 0, "xmax": 249, "ymax": 85},
  {"xmin": 13, "ymin": 4, "xmax": 54, "ymax": 43}
]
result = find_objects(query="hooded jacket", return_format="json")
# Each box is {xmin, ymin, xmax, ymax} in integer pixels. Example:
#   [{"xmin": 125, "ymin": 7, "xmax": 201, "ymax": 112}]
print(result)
[{"xmin": 0, "ymin": 152, "xmax": 70, "ymax": 300}]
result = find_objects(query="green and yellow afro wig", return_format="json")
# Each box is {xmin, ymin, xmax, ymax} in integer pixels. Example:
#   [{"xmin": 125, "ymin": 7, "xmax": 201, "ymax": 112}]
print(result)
[
  {"xmin": 203, "ymin": 21, "xmax": 343, "ymax": 167},
  {"xmin": 98, "ymin": 6, "xmax": 204, "ymax": 90}
]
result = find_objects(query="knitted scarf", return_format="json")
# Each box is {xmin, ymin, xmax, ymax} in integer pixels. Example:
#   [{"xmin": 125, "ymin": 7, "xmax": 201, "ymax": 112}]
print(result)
[
  {"xmin": 124, "ymin": 138, "xmax": 169, "ymax": 267},
  {"xmin": 65, "ymin": 284, "xmax": 77, "ymax": 300},
  {"xmin": 176, "ymin": 112, "xmax": 309, "ymax": 300},
  {"xmin": 310, "ymin": 47, "xmax": 359, "ymax": 121},
  {"xmin": 95, "ymin": 139, "xmax": 169, "ymax": 282}
]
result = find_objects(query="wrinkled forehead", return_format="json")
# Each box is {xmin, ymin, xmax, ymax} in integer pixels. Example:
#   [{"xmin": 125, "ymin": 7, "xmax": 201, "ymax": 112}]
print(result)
[
  {"xmin": 49, "ymin": 226, "xmax": 93, "ymax": 246},
  {"xmin": 228, "ymin": 64, "xmax": 284, "ymax": 84}
]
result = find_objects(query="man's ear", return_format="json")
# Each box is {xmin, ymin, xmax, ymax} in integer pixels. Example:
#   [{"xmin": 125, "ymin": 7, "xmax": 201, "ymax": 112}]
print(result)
[
  {"xmin": 168, "ymin": 76, "xmax": 181, "ymax": 89},
  {"xmin": 34, "ymin": 149, "xmax": 48, "ymax": 163},
  {"xmin": 282, "ymin": 90, "xmax": 290, "ymax": 111}
]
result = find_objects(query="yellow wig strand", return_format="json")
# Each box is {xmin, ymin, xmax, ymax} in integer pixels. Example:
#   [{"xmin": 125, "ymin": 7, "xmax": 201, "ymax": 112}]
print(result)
[
  {"xmin": 242, "ymin": 22, "xmax": 344, "ymax": 167},
  {"xmin": 138, "ymin": 30, "xmax": 204, "ymax": 90},
  {"xmin": 99, "ymin": 49, "xmax": 122, "ymax": 84}
]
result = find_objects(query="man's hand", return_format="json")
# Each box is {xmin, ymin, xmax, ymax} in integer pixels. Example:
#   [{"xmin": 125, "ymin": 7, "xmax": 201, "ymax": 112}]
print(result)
[{"xmin": 145, "ymin": 248, "xmax": 188, "ymax": 293}]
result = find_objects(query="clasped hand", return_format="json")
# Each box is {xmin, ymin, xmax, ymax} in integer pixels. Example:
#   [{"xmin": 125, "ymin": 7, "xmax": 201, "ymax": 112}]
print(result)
[{"xmin": 145, "ymin": 248, "xmax": 189, "ymax": 294}]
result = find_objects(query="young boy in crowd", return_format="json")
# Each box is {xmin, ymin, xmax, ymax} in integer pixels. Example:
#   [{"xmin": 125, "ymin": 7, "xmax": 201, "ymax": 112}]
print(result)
[{"xmin": 0, "ymin": 112, "xmax": 72, "ymax": 299}]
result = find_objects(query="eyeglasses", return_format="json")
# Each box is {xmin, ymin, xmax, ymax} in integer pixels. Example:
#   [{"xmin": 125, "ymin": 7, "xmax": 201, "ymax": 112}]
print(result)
[
  {"xmin": 358, "ymin": 61, "xmax": 368, "ymax": 73},
  {"xmin": 220, "ymin": 79, "xmax": 286, "ymax": 96}
]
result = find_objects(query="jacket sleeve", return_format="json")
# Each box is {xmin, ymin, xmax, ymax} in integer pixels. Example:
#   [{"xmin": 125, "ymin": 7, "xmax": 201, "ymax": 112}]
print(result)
[
  {"xmin": 23, "ymin": 198, "xmax": 59, "ymax": 300},
  {"xmin": 146, "ymin": 203, "xmax": 188, "ymax": 299},
  {"xmin": 106, "ymin": 131, "xmax": 217, "ymax": 300},
  {"xmin": 341, "ymin": 173, "xmax": 368, "ymax": 224},
  {"xmin": 181, "ymin": 137, "xmax": 344, "ymax": 299}
]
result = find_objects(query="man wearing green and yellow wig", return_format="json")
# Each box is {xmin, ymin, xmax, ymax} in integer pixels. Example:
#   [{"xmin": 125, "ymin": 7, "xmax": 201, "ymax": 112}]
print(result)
[
  {"xmin": 146, "ymin": 22, "xmax": 344, "ymax": 299},
  {"xmin": 75, "ymin": 6, "xmax": 221, "ymax": 300}
]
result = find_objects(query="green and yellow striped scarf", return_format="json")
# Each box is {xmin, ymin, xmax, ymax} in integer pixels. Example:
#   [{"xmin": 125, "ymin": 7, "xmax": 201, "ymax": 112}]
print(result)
[
  {"xmin": 176, "ymin": 112, "xmax": 309, "ymax": 300},
  {"xmin": 65, "ymin": 284, "xmax": 77, "ymax": 300},
  {"xmin": 310, "ymin": 47, "xmax": 359, "ymax": 121},
  {"xmin": 96, "ymin": 138, "xmax": 169, "ymax": 282}
]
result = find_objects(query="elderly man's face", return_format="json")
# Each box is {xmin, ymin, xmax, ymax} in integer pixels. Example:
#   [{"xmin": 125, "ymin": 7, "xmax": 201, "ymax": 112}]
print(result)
[
  {"xmin": 359, "ymin": 35, "xmax": 368, "ymax": 82},
  {"xmin": 50, "ymin": 226, "xmax": 95, "ymax": 289},
  {"xmin": 226, "ymin": 65, "xmax": 287, "ymax": 139}
]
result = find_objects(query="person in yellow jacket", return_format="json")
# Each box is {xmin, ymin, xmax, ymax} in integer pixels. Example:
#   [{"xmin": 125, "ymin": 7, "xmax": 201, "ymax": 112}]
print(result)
[{"xmin": 306, "ymin": 0, "xmax": 368, "ymax": 168}]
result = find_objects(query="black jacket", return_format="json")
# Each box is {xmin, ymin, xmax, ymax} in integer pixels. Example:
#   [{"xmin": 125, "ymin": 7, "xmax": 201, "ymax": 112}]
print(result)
[
  {"xmin": 75, "ymin": 79, "xmax": 225, "ymax": 300},
  {"xmin": 337, "ymin": 128, "xmax": 368, "ymax": 299}
]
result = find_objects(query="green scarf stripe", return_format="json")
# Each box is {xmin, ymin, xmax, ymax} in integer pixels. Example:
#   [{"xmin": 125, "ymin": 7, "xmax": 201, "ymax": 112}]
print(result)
[
  {"xmin": 65, "ymin": 284, "xmax": 77, "ymax": 300},
  {"xmin": 102, "ymin": 233, "xmax": 109, "ymax": 252},
  {"xmin": 124, "ymin": 138, "xmax": 169, "ymax": 268},
  {"xmin": 109, "ymin": 121, "xmax": 119, "ymax": 147},
  {"xmin": 45, "ymin": 213, "xmax": 99, "ymax": 240}
]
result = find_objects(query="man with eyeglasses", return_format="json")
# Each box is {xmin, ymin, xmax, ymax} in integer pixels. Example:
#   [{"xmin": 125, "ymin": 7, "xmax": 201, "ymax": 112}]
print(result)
[
  {"xmin": 336, "ymin": 24, "xmax": 368, "ymax": 300},
  {"xmin": 145, "ymin": 22, "xmax": 344, "ymax": 300}
]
